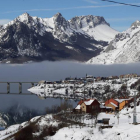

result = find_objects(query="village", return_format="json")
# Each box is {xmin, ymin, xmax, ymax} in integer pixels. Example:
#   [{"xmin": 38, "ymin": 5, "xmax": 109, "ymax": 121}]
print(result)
[
  {"xmin": 39, "ymin": 73, "xmax": 139, "ymax": 85},
  {"xmin": 29, "ymin": 73, "xmax": 140, "ymax": 126}
]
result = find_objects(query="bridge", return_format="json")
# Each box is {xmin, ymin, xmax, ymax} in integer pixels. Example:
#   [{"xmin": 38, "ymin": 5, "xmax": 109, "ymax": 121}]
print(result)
[{"xmin": 0, "ymin": 82, "xmax": 38, "ymax": 95}]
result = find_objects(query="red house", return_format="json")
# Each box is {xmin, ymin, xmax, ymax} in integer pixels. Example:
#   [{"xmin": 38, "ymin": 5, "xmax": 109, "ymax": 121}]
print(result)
[{"xmin": 75, "ymin": 99, "xmax": 100, "ymax": 113}]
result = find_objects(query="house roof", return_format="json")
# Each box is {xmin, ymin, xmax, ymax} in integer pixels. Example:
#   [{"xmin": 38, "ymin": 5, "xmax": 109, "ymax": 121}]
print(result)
[
  {"xmin": 115, "ymin": 99, "xmax": 128, "ymax": 103},
  {"xmin": 78, "ymin": 99, "xmax": 96, "ymax": 106},
  {"xmin": 75, "ymin": 105, "xmax": 81, "ymax": 110},
  {"xmin": 105, "ymin": 106, "xmax": 112, "ymax": 109},
  {"xmin": 84, "ymin": 99, "xmax": 95, "ymax": 105},
  {"xmin": 110, "ymin": 102, "xmax": 118, "ymax": 107}
]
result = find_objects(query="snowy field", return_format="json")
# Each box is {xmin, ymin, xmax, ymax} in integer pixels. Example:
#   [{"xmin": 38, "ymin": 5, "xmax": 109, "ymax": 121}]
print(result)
[
  {"xmin": 46, "ymin": 106, "xmax": 140, "ymax": 140},
  {"xmin": 1, "ymin": 106, "xmax": 140, "ymax": 140}
]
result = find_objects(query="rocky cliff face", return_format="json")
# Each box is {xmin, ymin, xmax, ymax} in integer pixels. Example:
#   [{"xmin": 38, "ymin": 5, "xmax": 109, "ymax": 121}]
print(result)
[{"xmin": 0, "ymin": 13, "xmax": 118, "ymax": 63}]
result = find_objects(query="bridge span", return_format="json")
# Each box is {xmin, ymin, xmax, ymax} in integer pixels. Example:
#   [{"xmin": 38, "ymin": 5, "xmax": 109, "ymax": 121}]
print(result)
[{"xmin": 0, "ymin": 82, "xmax": 38, "ymax": 95}]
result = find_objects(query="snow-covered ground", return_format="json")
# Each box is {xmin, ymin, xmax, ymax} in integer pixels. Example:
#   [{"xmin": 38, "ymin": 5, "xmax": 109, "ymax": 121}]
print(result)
[
  {"xmin": 46, "ymin": 106, "xmax": 140, "ymax": 140},
  {"xmin": 1, "ymin": 106, "xmax": 140, "ymax": 140},
  {"xmin": 0, "ymin": 114, "xmax": 60, "ymax": 140}
]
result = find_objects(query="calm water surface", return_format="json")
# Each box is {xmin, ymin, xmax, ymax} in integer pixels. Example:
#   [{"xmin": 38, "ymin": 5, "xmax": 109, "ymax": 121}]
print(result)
[{"xmin": 0, "ymin": 61, "xmax": 140, "ymax": 111}]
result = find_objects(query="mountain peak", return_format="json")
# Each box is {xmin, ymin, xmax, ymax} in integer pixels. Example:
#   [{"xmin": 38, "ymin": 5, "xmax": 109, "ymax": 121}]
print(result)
[
  {"xmin": 70, "ymin": 15, "xmax": 110, "ymax": 28},
  {"xmin": 54, "ymin": 12, "xmax": 62, "ymax": 17},
  {"xmin": 53, "ymin": 12, "xmax": 68, "ymax": 26},
  {"xmin": 131, "ymin": 20, "xmax": 140, "ymax": 28},
  {"xmin": 17, "ymin": 12, "xmax": 32, "ymax": 22}
]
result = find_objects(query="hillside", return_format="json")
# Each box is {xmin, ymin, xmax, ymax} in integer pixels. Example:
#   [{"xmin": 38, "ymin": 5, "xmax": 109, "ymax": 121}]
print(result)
[
  {"xmin": 87, "ymin": 21, "xmax": 140, "ymax": 64},
  {"xmin": 1, "ymin": 106, "xmax": 140, "ymax": 140}
]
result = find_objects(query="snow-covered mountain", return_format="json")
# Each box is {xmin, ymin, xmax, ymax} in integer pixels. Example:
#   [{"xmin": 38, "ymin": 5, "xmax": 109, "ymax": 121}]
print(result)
[
  {"xmin": 70, "ymin": 15, "xmax": 118, "ymax": 42},
  {"xmin": 0, "ymin": 13, "xmax": 118, "ymax": 63},
  {"xmin": 87, "ymin": 20, "xmax": 140, "ymax": 64}
]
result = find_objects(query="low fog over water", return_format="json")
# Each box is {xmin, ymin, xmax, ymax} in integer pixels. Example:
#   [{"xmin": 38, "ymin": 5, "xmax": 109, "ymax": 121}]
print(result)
[{"xmin": 0, "ymin": 61, "xmax": 140, "ymax": 111}]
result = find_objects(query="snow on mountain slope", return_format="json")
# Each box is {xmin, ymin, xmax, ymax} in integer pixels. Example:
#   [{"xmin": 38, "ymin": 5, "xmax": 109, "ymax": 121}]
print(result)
[
  {"xmin": 0, "ymin": 13, "xmax": 115, "ymax": 63},
  {"xmin": 87, "ymin": 20, "xmax": 140, "ymax": 64},
  {"xmin": 3, "ymin": 13, "xmax": 117, "ymax": 43},
  {"xmin": 70, "ymin": 15, "xmax": 118, "ymax": 42},
  {"xmin": 86, "ymin": 24, "xmax": 118, "ymax": 42}
]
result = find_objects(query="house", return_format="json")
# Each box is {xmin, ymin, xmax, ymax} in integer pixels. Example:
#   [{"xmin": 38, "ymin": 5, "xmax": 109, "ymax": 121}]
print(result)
[
  {"xmin": 108, "ymin": 76, "xmax": 119, "ymax": 80},
  {"xmin": 105, "ymin": 98, "xmax": 132, "ymax": 111},
  {"xmin": 106, "ymin": 102, "xmax": 118, "ymax": 111},
  {"xmin": 86, "ymin": 75, "xmax": 93, "ymax": 79},
  {"xmin": 115, "ymin": 99, "xmax": 129, "ymax": 110},
  {"xmin": 75, "ymin": 99, "xmax": 100, "ymax": 113},
  {"xmin": 38, "ymin": 80, "xmax": 46, "ymax": 85},
  {"xmin": 100, "ymin": 104, "xmax": 113, "ymax": 112},
  {"xmin": 97, "ymin": 118, "xmax": 110, "ymax": 125},
  {"xmin": 119, "ymin": 75, "xmax": 124, "ymax": 79},
  {"xmin": 96, "ymin": 77, "xmax": 101, "ymax": 81},
  {"xmin": 74, "ymin": 104, "xmax": 81, "ymax": 113},
  {"xmin": 105, "ymin": 98, "xmax": 119, "ymax": 107},
  {"xmin": 86, "ymin": 75, "xmax": 94, "ymax": 83}
]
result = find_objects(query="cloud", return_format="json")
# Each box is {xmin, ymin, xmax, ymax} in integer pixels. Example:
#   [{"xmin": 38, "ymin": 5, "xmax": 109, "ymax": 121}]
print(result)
[
  {"xmin": 83, "ymin": 0, "xmax": 98, "ymax": 4},
  {"xmin": 2, "ymin": 2, "xmax": 140, "ymax": 15},
  {"xmin": 2, "ymin": 4, "xmax": 130, "ymax": 14},
  {"xmin": 0, "ymin": 19, "xmax": 11, "ymax": 25}
]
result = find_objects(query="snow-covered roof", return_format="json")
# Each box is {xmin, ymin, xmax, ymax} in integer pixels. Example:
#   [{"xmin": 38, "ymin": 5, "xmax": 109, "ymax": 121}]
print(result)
[
  {"xmin": 75, "ymin": 105, "xmax": 81, "ymax": 110},
  {"xmin": 84, "ymin": 99, "xmax": 94, "ymax": 105},
  {"xmin": 110, "ymin": 102, "xmax": 118, "ymax": 107},
  {"xmin": 115, "ymin": 99, "xmax": 128, "ymax": 103},
  {"xmin": 86, "ymin": 75, "xmax": 93, "ymax": 77},
  {"xmin": 100, "ymin": 104, "xmax": 106, "ymax": 108},
  {"xmin": 105, "ymin": 106, "xmax": 112, "ymax": 109}
]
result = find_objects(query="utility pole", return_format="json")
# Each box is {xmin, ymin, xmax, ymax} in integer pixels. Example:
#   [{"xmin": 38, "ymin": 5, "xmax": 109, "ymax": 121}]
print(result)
[
  {"xmin": 117, "ymin": 110, "xmax": 119, "ymax": 125},
  {"xmin": 133, "ymin": 90, "xmax": 137, "ymax": 124}
]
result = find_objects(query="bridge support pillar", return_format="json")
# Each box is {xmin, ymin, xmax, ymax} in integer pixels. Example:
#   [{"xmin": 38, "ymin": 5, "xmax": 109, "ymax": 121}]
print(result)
[
  {"xmin": 19, "ymin": 83, "xmax": 22, "ymax": 94},
  {"xmin": 31, "ymin": 83, "xmax": 34, "ymax": 87},
  {"xmin": 7, "ymin": 82, "xmax": 10, "ymax": 94}
]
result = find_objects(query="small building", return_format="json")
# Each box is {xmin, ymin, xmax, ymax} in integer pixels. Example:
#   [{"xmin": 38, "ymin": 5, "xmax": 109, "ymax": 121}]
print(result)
[
  {"xmin": 86, "ymin": 75, "xmax": 93, "ymax": 79},
  {"xmin": 97, "ymin": 118, "xmax": 110, "ymax": 125},
  {"xmin": 106, "ymin": 102, "xmax": 118, "ymax": 111},
  {"xmin": 105, "ymin": 98, "xmax": 119, "ymax": 107},
  {"xmin": 105, "ymin": 98, "xmax": 131, "ymax": 111},
  {"xmin": 80, "ymin": 99, "xmax": 100, "ymax": 113},
  {"xmin": 100, "ymin": 104, "xmax": 113, "ymax": 112},
  {"xmin": 96, "ymin": 77, "xmax": 101, "ymax": 81},
  {"xmin": 38, "ymin": 80, "xmax": 46, "ymax": 85},
  {"xmin": 74, "ymin": 104, "xmax": 81, "ymax": 113},
  {"xmin": 115, "ymin": 99, "xmax": 129, "ymax": 110}
]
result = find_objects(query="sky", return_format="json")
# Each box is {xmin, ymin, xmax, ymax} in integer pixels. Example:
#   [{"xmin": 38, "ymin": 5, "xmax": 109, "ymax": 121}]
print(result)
[{"xmin": 0, "ymin": 0, "xmax": 140, "ymax": 32}]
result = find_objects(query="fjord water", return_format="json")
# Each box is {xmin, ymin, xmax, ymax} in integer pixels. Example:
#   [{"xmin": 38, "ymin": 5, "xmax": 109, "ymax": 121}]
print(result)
[{"xmin": 0, "ymin": 61, "xmax": 140, "ymax": 111}]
